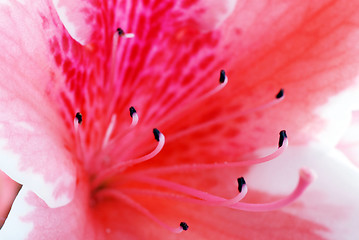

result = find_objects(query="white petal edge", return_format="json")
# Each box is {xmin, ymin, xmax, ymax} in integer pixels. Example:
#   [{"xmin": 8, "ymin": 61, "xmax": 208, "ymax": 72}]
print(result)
[
  {"xmin": 245, "ymin": 143, "xmax": 359, "ymax": 240},
  {"xmin": 313, "ymin": 78, "xmax": 359, "ymax": 146},
  {"xmin": 0, "ymin": 135, "xmax": 75, "ymax": 208}
]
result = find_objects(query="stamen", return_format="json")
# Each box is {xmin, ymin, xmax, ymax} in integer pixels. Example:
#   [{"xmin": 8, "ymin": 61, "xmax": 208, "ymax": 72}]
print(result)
[
  {"xmin": 229, "ymin": 168, "xmax": 316, "ymax": 212},
  {"xmin": 127, "ymin": 175, "xmax": 248, "ymax": 207},
  {"xmin": 117, "ymin": 28, "xmax": 135, "ymax": 38},
  {"xmin": 129, "ymin": 106, "xmax": 137, "ymax": 117},
  {"xmin": 122, "ymin": 186, "xmax": 246, "ymax": 207},
  {"xmin": 137, "ymin": 131, "xmax": 288, "ymax": 175},
  {"xmin": 116, "ymin": 27, "xmax": 125, "ymax": 36},
  {"xmin": 180, "ymin": 222, "xmax": 189, "ymax": 231},
  {"xmin": 100, "ymin": 190, "xmax": 187, "ymax": 233},
  {"xmin": 102, "ymin": 114, "xmax": 117, "ymax": 148},
  {"xmin": 107, "ymin": 28, "xmax": 135, "ymax": 113},
  {"xmin": 276, "ymin": 89, "xmax": 284, "ymax": 99},
  {"xmin": 237, "ymin": 177, "xmax": 246, "ymax": 192},
  {"xmin": 165, "ymin": 88, "xmax": 285, "ymax": 143},
  {"xmin": 278, "ymin": 130, "xmax": 287, "ymax": 148},
  {"xmin": 73, "ymin": 112, "xmax": 86, "ymax": 162},
  {"xmin": 101, "ymin": 108, "xmax": 139, "ymax": 149},
  {"xmin": 153, "ymin": 128, "xmax": 161, "ymax": 142},
  {"xmin": 155, "ymin": 70, "xmax": 228, "ymax": 126},
  {"xmin": 115, "ymin": 129, "xmax": 164, "ymax": 168},
  {"xmin": 219, "ymin": 69, "xmax": 227, "ymax": 84},
  {"xmin": 186, "ymin": 69, "xmax": 228, "ymax": 102},
  {"xmin": 93, "ymin": 129, "xmax": 166, "ymax": 186},
  {"xmin": 129, "ymin": 106, "xmax": 139, "ymax": 127},
  {"xmin": 75, "ymin": 112, "xmax": 82, "ymax": 125},
  {"xmin": 125, "ymin": 168, "xmax": 314, "ymax": 213}
]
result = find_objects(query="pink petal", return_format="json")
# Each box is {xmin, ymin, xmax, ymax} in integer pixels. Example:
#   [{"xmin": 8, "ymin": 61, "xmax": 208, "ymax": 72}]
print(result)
[
  {"xmin": 31, "ymin": 0, "xmax": 359, "ymax": 170},
  {"xmin": 1, "ymin": 175, "xmax": 326, "ymax": 240},
  {"xmin": 223, "ymin": 1, "xmax": 359, "ymax": 146},
  {"xmin": 141, "ymin": 0, "xmax": 359, "ymax": 169},
  {"xmin": 108, "ymin": 175, "xmax": 326, "ymax": 240},
  {"xmin": 53, "ymin": 0, "xmax": 237, "ymax": 44},
  {"xmin": 0, "ymin": 185, "xmax": 98, "ymax": 239},
  {"xmin": 246, "ymin": 144, "xmax": 359, "ymax": 239},
  {"xmin": 0, "ymin": 0, "xmax": 79, "ymax": 207},
  {"xmin": 337, "ymin": 110, "xmax": 359, "ymax": 168},
  {"xmin": 46, "ymin": 0, "xmax": 359, "ymax": 172}
]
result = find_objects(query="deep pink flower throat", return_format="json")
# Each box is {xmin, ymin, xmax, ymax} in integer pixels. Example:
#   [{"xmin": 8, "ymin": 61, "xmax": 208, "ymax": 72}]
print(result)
[{"xmin": 65, "ymin": 29, "xmax": 316, "ymax": 234}]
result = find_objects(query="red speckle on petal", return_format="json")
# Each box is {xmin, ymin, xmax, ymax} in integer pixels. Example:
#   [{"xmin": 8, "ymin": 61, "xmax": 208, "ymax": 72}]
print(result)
[
  {"xmin": 62, "ymin": 34, "xmax": 69, "ymax": 53},
  {"xmin": 182, "ymin": 0, "xmax": 199, "ymax": 8},
  {"xmin": 54, "ymin": 54, "xmax": 62, "ymax": 66},
  {"xmin": 60, "ymin": 91, "xmax": 75, "ymax": 120},
  {"xmin": 62, "ymin": 59, "xmax": 72, "ymax": 73}
]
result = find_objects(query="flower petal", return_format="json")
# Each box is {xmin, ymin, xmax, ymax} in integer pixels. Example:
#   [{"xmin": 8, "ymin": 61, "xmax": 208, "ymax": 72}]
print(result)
[
  {"xmin": 121, "ymin": 145, "xmax": 359, "ymax": 239},
  {"xmin": 0, "ymin": 185, "xmax": 97, "ymax": 239},
  {"xmin": 142, "ymin": 0, "xmax": 359, "ymax": 168},
  {"xmin": 114, "ymin": 182, "xmax": 327, "ymax": 239},
  {"xmin": 0, "ymin": 165, "xmax": 328, "ymax": 239},
  {"xmin": 246, "ymin": 144, "xmax": 359, "ymax": 239},
  {"xmin": 337, "ymin": 110, "xmax": 359, "ymax": 168},
  {"xmin": 52, "ymin": 0, "xmax": 237, "ymax": 45},
  {"xmin": 0, "ymin": 0, "xmax": 78, "ymax": 207},
  {"xmin": 222, "ymin": 0, "xmax": 359, "ymax": 145},
  {"xmin": 46, "ymin": 1, "xmax": 359, "ymax": 168}
]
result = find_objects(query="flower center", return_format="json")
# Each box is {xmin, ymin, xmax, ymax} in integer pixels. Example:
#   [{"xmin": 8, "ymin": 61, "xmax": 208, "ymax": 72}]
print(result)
[{"xmin": 70, "ymin": 29, "xmax": 314, "ymax": 234}]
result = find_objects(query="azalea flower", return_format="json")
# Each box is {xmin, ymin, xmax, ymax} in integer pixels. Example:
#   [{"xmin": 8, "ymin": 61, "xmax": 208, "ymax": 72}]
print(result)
[{"xmin": 0, "ymin": 0, "xmax": 359, "ymax": 239}]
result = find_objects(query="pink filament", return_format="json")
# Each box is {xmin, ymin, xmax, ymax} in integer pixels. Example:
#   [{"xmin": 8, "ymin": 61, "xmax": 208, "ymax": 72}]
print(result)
[
  {"xmin": 100, "ymin": 190, "xmax": 185, "ymax": 233},
  {"xmin": 126, "ymin": 167, "xmax": 314, "ymax": 212},
  {"xmin": 194, "ymin": 74, "xmax": 228, "ymax": 103},
  {"xmin": 138, "ymin": 138, "xmax": 288, "ymax": 175},
  {"xmin": 109, "ymin": 32, "xmax": 120, "ymax": 87},
  {"xmin": 123, "ymin": 184, "xmax": 248, "ymax": 207},
  {"xmin": 102, "ymin": 114, "xmax": 117, "ymax": 148},
  {"xmin": 117, "ymin": 133, "xmax": 165, "ymax": 168},
  {"xmin": 93, "ymin": 133, "xmax": 165, "ymax": 186},
  {"xmin": 127, "ymin": 175, "xmax": 247, "ymax": 206},
  {"xmin": 102, "ymin": 110, "xmax": 139, "ymax": 149},
  {"xmin": 155, "ymin": 74, "xmax": 228, "ymax": 126},
  {"xmin": 130, "ymin": 112, "xmax": 139, "ymax": 127},
  {"xmin": 107, "ymin": 30, "xmax": 134, "ymax": 114},
  {"xmin": 73, "ymin": 115, "xmax": 86, "ymax": 163},
  {"xmin": 229, "ymin": 168, "xmax": 316, "ymax": 212}
]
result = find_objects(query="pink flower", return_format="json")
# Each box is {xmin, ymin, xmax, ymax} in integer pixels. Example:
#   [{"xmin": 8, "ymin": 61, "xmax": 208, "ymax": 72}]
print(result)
[{"xmin": 0, "ymin": 0, "xmax": 359, "ymax": 239}]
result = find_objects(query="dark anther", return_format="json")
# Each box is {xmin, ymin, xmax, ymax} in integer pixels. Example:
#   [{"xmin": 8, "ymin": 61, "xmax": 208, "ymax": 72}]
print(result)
[
  {"xmin": 117, "ymin": 28, "xmax": 125, "ymax": 36},
  {"xmin": 129, "ymin": 106, "xmax": 137, "ymax": 117},
  {"xmin": 219, "ymin": 69, "xmax": 226, "ymax": 84},
  {"xmin": 278, "ymin": 130, "xmax": 287, "ymax": 148},
  {"xmin": 75, "ymin": 112, "xmax": 83, "ymax": 124},
  {"xmin": 276, "ymin": 89, "xmax": 284, "ymax": 99},
  {"xmin": 237, "ymin": 177, "xmax": 246, "ymax": 193},
  {"xmin": 153, "ymin": 128, "xmax": 161, "ymax": 142},
  {"xmin": 180, "ymin": 222, "xmax": 189, "ymax": 231}
]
